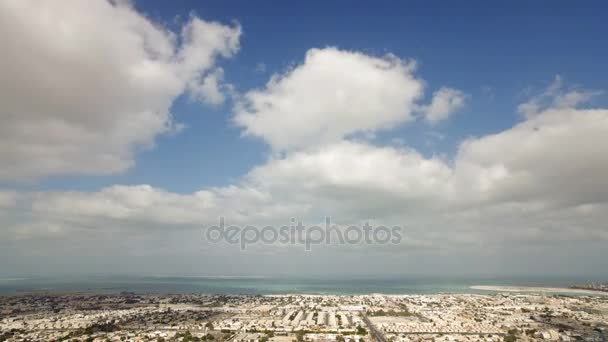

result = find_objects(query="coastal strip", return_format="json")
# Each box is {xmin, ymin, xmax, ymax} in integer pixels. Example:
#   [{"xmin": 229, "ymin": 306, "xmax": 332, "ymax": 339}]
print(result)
[{"xmin": 470, "ymin": 285, "xmax": 608, "ymax": 296}]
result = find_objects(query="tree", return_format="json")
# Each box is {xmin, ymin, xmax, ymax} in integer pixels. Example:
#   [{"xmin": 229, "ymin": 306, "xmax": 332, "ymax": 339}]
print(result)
[{"xmin": 504, "ymin": 335, "xmax": 517, "ymax": 342}]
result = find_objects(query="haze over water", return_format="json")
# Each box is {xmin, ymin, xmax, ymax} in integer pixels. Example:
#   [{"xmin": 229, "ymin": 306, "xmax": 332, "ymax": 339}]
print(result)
[{"xmin": 1, "ymin": 276, "xmax": 602, "ymax": 296}]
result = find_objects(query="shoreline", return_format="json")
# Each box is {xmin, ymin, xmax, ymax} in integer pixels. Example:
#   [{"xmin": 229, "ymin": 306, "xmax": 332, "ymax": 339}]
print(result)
[{"xmin": 470, "ymin": 285, "xmax": 608, "ymax": 296}]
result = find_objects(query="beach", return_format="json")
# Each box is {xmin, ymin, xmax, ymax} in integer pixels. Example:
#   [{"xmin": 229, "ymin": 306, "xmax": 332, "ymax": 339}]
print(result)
[{"xmin": 470, "ymin": 285, "xmax": 608, "ymax": 296}]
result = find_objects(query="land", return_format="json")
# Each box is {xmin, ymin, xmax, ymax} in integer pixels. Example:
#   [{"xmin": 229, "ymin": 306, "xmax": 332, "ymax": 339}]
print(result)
[
  {"xmin": 1, "ymin": 292, "xmax": 607, "ymax": 342},
  {"xmin": 470, "ymin": 286, "xmax": 608, "ymax": 296},
  {"xmin": 570, "ymin": 282, "xmax": 608, "ymax": 293}
]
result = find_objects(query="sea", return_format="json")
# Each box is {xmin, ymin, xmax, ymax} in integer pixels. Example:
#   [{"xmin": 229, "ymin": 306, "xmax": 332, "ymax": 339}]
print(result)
[{"xmin": 0, "ymin": 275, "xmax": 601, "ymax": 296}]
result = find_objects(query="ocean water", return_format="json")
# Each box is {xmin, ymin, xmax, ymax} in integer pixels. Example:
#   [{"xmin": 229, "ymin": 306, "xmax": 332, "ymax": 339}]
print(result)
[{"xmin": 0, "ymin": 276, "xmax": 596, "ymax": 295}]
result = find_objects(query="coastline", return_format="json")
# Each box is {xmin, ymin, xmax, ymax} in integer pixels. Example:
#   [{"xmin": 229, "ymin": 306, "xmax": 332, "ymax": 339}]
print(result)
[
  {"xmin": 3, "ymin": 276, "xmax": 608, "ymax": 296},
  {"xmin": 470, "ymin": 285, "xmax": 608, "ymax": 296}
]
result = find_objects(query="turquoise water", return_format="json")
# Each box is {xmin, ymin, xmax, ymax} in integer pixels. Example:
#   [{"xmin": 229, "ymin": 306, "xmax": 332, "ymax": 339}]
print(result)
[{"xmin": 0, "ymin": 276, "xmax": 596, "ymax": 295}]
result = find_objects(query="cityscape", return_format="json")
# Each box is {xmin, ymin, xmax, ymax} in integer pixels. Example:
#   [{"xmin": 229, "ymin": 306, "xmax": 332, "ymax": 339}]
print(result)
[{"xmin": 2, "ymin": 291, "xmax": 607, "ymax": 341}]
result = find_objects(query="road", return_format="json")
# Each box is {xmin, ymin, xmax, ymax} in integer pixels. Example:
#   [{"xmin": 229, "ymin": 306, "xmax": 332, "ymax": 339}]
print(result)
[{"xmin": 360, "ymin": 312, "xmax": 386, "ymax": 342}]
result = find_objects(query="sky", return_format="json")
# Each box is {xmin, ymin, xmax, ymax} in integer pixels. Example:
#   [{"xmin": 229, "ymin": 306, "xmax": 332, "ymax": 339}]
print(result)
[{"xmin": 1, "ymin": 0, "xmax": 608, "ymax": 279}]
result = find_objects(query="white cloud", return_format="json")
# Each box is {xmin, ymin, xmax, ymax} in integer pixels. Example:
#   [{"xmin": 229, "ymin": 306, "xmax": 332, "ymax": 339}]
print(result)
[
  {"xmin": 187, "ymin": 68, "xmax": 228, "ymax": 105},
  {"xmin": 0, "ymin": 17, "xmax": 606, "ymax": 276},
  {"xmin": 5, "ymin": 90, "xmax": 608, "ymax": 245},
  {"xmin": 245, "ymin": 141, "xmax": 453, "ymax": 219},
  {"xmin": 0, "ymin": 191, "xmax": 18, "ymax": 208},
  {"xmin": 422, "ymin": 87, "xmax": 467, "ymax": 124},
  {"xmin": 517, "ymin": 75, "xmax": 600, "ymax": 118},
  {"xmin": 3, "ymin": 89, "xmax": 608, "ymax": 274},
  {"xmin": 0, "ymin": 0, "xmax": 240, "ymax": 181},
  {"xmin": 2, "ymin": 80, "xmax": 607, "ymax": 248},
  {"xmin": 233, "ymin": 48, "xmax": 424, "ymax": 151},
  {"xmin": 242, "ymin": 95, "xmax": 608, "ymax": 221},
  {"xmin": 25, "ymin": 184, "xmax": 305, "ymax": 230},
  {"xmin": 457, "ymin": 78, "xmax": 608, "ymax": 207},
  {"xmin": 455, "ymin": 107, "xmax": 608, "ymax": 206}
]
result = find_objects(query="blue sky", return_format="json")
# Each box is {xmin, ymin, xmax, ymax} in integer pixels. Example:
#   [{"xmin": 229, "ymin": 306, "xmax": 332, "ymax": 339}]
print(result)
[{"xmin": 1, "ymin": 0, "xmax": 608, "ymax": 277}]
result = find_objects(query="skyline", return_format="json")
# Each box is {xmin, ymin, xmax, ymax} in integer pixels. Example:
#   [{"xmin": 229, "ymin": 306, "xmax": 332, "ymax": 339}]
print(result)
[{"xmin": 1, "ymin": 0, "xmax": 608, "ymax": 278}]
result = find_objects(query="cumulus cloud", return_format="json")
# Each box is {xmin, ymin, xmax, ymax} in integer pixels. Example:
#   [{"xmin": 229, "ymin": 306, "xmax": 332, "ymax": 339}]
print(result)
[
  {"xmin": 3, "ymin": 88, "xmax": 608, "ymax": 274},
  {"xmin": 0, "ymin": 0, "xmax": 240, "ymax": 181},
  {"xmin": 455, "ymin": 107, "xmax": 608, "ymax": 206},
  {"xmin": 2, "ymin": 77, "xmax": 607, "ymax": 241},
  {"xmin": 422, "ymin": 87, "xmax": 467, "ymax": 124},
  {"xmin": 28, "ymin": 184, "xmax": 304, "ymax": 228},
  {"xmin": 1, "ymin": 18, "xmax": 606, "ymax": 276},
  {"xmin": 233, "ymin": 48, "xmax": 424, "ymax": 151},
  {"xmin": 5, "ymin": 88, "xmax": 608, "ymax": 247},
  {"xmin": 244, "ymin": 141, "xmax": 453, "ymax": 219}
]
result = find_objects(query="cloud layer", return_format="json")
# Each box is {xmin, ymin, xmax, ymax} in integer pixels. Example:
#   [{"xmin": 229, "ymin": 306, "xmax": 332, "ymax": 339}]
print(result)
[
  {"xmin": 3, "ymin": 84, "xmax": 607, "ymax": 248},
  {"xmin": 0, "ymin": 3, "xmax": 606, "ymax": 277}
]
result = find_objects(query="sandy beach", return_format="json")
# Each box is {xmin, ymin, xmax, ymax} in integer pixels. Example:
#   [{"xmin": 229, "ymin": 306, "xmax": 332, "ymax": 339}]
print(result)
[{"xmin": 470, "ymin": 285, "xmax": 608, "ymax": 296}]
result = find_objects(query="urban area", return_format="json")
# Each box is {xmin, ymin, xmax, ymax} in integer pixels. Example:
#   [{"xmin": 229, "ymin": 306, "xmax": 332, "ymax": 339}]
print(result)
[{"xmin": 1, "ymin": 292, "xmax": 607, "ymax": 342}]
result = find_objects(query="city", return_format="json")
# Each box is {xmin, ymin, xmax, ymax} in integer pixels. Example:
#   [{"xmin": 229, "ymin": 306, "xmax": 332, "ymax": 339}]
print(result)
[{"xmin": 1, "ymin": 292, "xmax": 607, "ymax": 341}]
